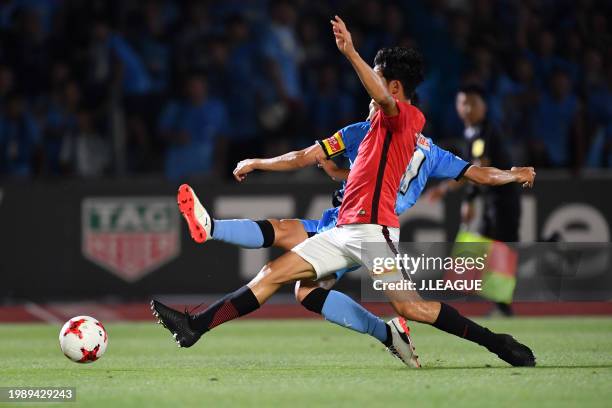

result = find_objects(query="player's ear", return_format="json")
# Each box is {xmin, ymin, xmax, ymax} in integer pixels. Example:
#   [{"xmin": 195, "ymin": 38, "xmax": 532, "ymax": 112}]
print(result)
[{"xmin": 388, "ymin": 79, "xmax": 401, "ymax": 96}]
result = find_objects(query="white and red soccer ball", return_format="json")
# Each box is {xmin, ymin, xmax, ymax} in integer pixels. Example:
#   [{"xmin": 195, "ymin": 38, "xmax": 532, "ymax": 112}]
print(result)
[{"xmin": 59, "ymin": 316, "xmax": 108, "ymax": 363}]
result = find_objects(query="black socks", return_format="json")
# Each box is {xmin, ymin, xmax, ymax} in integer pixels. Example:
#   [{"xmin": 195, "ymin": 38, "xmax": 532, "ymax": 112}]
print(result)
[
  {"xmin": 190, "ymin": 286, "xmax": 260, "ymax": 334},
  {"xmin": 255, "ymin": 220, "xmax": 275, "ymax": 248},
  {"xmin": 432, "ymin": 303, "xmax": 499, "ymax": 350},
  {"xmin": 382, "ymin": 324, "xmax": 393, "ymax": 347},
  {"xmin": 300, "ymin": 287, "xmax": 330, "ymax": 314}
]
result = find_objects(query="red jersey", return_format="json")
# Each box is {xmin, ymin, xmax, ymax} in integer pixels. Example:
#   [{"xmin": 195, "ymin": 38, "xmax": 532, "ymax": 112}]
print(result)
[{"xmin": 337, "ymin": 100, "xmax": 426, "ymax": 228}]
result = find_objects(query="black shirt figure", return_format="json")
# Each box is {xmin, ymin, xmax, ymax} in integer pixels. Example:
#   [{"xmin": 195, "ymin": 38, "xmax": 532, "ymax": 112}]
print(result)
[{"xmin": 462, "ymin": 118, "xmax": 521, "ymax": 242}]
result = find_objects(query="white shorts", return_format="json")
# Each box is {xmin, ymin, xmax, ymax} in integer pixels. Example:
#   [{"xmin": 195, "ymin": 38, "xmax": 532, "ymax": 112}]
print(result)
[{"xmin": 291, "ymin": 224, "xmax": 400, "ymax": 279}]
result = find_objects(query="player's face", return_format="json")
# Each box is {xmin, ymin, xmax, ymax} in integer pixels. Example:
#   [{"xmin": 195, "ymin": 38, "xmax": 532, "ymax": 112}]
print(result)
[
  {"xmin": 456, "ymin": 92, "xmax": 486, "ymax": 125},
  {"xmin": 374, "ymin": 64, "xmax": 400, "ymax": 97}
]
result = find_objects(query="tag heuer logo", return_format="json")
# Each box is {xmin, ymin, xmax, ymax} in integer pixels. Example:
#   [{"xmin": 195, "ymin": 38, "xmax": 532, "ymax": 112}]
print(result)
[{"xmin": 82, "ymin": 197, "xmax": 180, "ymax": 282}]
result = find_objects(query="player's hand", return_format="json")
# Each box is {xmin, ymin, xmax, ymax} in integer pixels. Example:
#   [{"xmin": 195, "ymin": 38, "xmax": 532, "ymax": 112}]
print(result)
[
  {"xmin": 233, "ymin": 159, "xmax": 257, "ymax": 182},
  {"xmin": 330, "ymin": 16, "xmax": 355, "ymax": 57},
  {"xmin": 317, "ymin": 157, "xmax": 340, "ymax": 181},
  {"xmin": 511, "ymin": 166, "xmax": 536, "ymax": 188}
]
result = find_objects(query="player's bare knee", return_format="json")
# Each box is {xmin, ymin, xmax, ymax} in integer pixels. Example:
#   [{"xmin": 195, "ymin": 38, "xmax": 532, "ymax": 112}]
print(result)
[
  {"xmin": 274, "ymin": 219, "xmax": 299, "ymax": 250},
  {"xmin": 294, "ymin": 280, "xmax": 317, "ymax": 303},
  {"xmin": 267, "ymin": 219, "xmax": 281, "ymax": 230}
]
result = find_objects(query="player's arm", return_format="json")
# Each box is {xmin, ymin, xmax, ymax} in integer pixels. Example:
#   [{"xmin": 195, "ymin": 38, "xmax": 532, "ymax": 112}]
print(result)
[
  {"xmin": 331, "ymin": 16, "xmax": 398, "ymax": 116},
  {"xmin": 464, "ymin": 165, "xmax": 536, "ymax": 188},
  {"xmin": 427, "ymin": 142, "xmax": 535, "ymax": 201},
  {"xmin": 429, "ymin": 165, "xmax": 535, "ymax": 201},
  {"xmin": 233, "ymin": 143, "xmax": 325, "ymax": 182}
]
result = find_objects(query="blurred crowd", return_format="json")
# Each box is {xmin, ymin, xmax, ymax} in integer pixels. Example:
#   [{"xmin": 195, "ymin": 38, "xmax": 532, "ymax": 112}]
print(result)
[{"xmin": 0, "ymin": 0, "xmax": 610, "ymax": 180}]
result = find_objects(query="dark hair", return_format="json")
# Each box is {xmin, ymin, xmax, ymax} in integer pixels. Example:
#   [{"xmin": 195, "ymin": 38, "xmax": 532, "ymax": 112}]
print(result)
[
  {"xmin": 458, "ymin": 83, "xmax": 486, "ymax": 99},
  {"xmin": 373, "ymin": 47, "xmax": 424, "ymax": 99}
]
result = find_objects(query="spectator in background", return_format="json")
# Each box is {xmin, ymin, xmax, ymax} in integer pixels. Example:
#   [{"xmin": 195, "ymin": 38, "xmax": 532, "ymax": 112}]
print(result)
[
  {"xmin": 0, "ymin": 92, "xmax": 41, "ymax": 176},
  {"xmin": 41, "ymin": 79, "xmax": 80, "ymax": 175},
  {"xmin": 205, "ymin": 35, "xmax": 231, "ymax": 99},
  {"xmin": 59, "ymin": 108, "xmax": 110, "ymax": 177},
  {"xmin": 224, "ymin": 14, "xmax": 262, "ymax": 167},
  {"xmin": 175, "ymin": 0, "xmax": 213, "ymax": 75},
  {"xmin": 259, "ymin": 0, "xmax": 304, "ymax": 155},
  {"xmin": 85, "ymin": 19, "xmax": 115, "ymax": 106},
  {"xmin": 100, "ymin": 17, "xmax": 158, "ymax": 173},
  {"xmin": 297, "ymin": 16, "xmax": 327, "ymax": 74},
  {"xmin": 530, "ymin": 69, "xmax": 583, "ymax": 168},
  {"xmin": 497, "ymin": 57, "xmax": 540, "ymax": 161},
  {"xmin": 469, "ymin": 46, "xmax": 502, "ymax": 122},
  {"xmin": 525, "ymin": 31, "xmax": 575, "ymax": 84},
  {"xmin": 138, "ymin": 0, "xmax": 172, "ymax": 94},
  {"xmin": 158, "ymin": 73, "xmax": 227, "ymax": 180},
  {"xmin": 124, "ymin": 2, "xmax": 175, "ymax": 173},
  {"xmin": 108, "ymin": 25, "xmax": 153, "ymax": 97},
  {"xmin": 5, "ymin": 7, "xmax": 50, "ymax": 98}
]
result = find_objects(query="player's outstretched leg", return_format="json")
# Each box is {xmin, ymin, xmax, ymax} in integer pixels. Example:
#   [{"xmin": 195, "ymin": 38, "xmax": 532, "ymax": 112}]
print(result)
[
  {"xmin": 177, "ymin": 184, "xmax": 307, "ymax": 250},
  {"xmin": 432, "ymin": 303, "xmax": 535, "ymax": 367},
  {"xmin": 152, "ymin": 285, "xmax": 260, "ymax": 348},
  {"xmin": 296, "ymin": 283, "xmax": 420, "ymax": 368},
  {"xmin": 393, "ymin": 300, "xmax": 535, "ymax": 367},
  {"xmin": 153, "ymin": 251, "xmax": 316, "ymax": 347}
]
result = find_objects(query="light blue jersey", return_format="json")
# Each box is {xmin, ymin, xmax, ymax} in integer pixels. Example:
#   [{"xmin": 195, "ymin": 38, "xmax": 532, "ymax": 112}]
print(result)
[{"xmin": 306, "ymin": 121, "xmax": 470, "ymax": 235}]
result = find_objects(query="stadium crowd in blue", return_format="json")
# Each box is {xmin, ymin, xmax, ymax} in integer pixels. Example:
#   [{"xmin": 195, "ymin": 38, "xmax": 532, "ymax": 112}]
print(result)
[{"xmin": 0, "ymin": 0, "xmax": 610, "ymax": 179}]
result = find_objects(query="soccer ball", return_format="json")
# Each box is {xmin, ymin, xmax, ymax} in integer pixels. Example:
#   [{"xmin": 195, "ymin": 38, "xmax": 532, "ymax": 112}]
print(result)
[{"xmin": 59, "ymin": 316, "xmax": 108, "ymax": 363}]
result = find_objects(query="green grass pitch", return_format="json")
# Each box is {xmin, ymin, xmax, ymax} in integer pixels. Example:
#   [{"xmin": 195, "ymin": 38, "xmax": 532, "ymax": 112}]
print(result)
[{"xmin": 1, "ymin": 317, "xmax": 611, "ymax": 407}]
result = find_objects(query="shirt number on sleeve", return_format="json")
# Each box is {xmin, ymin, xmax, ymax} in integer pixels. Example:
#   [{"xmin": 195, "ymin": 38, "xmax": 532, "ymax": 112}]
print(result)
[{"xmin": 399, "ymin": 150, "xmax": 426, "ymax": 195}]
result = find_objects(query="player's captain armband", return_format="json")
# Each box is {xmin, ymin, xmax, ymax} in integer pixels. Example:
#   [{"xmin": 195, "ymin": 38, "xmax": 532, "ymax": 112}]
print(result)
[
  {"xmin": 317, "ymin": 131, "xmax": 346, "ymax": 158},
  {"xmin": 416, "ymin": 134, "xmax": 430, "ymax": 150}
]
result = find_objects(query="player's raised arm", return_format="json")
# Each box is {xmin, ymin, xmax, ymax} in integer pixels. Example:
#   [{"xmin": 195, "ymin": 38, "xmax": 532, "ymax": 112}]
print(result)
[
  {"xmin": 232, "ymin": 143, "xmax": 325, "ymax": 182},
  {"xmin": 331, "ymin": 16, "xmax": 398, "ymax": 116},
  {"xmin": 464, "ymin": 165, "xmax": 536, "ymax": 188}
]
